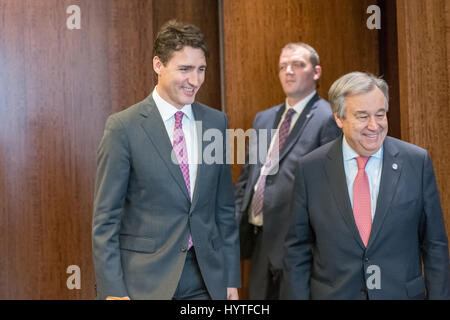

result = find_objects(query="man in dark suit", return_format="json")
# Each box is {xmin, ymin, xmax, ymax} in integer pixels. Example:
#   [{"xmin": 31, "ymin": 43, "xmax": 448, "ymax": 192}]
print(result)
[
  {"xmin": 92, "ymin": 20, "xmax": 240, "ymax": 300},
  {"xmin": 234, "ymin": 43, "xmax": 340, "ymax": 299},
  {"xmin": 284, "ymin": 71, "xmax": 450, "ymax": 299}
]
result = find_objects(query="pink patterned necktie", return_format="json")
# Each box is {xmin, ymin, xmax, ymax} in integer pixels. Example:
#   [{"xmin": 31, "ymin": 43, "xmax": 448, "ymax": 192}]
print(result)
[
  {"xmin": 251, "ymin": 108, "xmax": 296, "ymax": 217},
  {"xmin": 353, "ymin": 156, "xmax": 372, "ymax": 247},
  {"xmin": 173, "ymin": 111, "xmax": 193, "ymax": 250}
]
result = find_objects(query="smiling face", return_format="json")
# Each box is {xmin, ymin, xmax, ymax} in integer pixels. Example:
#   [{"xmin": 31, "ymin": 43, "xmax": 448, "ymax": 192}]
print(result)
[
  {"xmin": 153, "ymin": 46, "xmax": 206, "ymax": 109},
  {"xmin": 278, "ymin": 46, "xmax": 321, "ymax": 105},
  {"xmin": 335, "ymin": 86, "xmax": 388, "ymax": 156}
]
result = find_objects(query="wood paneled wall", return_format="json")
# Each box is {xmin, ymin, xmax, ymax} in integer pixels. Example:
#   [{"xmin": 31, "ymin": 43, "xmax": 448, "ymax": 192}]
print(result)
[
  {"xmin": 222, "ymin": 0, "xmax": 379, "ymax": 180},
  {"xmin": 0, "ymin": 0, "xmax": 219, "ymax": 299},
  {"xmin": 396, "ymin": 0, "xmax": 450, "ymax": 243},
  {"xmin": 0, "ymin": 0, "xmax": 154, "ymax": 299},
  {"xmin": 379, "ymin": 0, "xmax": 401, "ymax": 139}
]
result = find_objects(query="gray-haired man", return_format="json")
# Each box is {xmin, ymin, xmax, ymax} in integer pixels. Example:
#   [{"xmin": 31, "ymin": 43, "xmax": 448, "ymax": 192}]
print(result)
[{"xmin": 284, "ymin": 71, "xmax": 449, "ymax": 299}]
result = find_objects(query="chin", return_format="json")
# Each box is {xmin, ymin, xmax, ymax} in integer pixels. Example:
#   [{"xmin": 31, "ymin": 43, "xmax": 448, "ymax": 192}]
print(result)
[{"xmin": 362, "ymin": 145, "xmax": 382, "ymax": 156}]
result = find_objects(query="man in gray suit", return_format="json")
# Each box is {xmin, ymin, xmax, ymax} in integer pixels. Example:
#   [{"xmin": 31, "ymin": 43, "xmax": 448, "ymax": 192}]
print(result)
[
  {"xmin": 284, "ymin": 71, "xmax": 450, "ymax": 299},
  {"xmin": 234, "ymin": 42, "xmax": 340, "ymax": 299},
  {"xmin": 92, "ymin": 20, "xmax": 240, "ymax": 300}
]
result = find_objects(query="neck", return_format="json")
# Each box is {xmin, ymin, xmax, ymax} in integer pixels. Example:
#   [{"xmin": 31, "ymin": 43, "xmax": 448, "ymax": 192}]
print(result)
[{"xmin": 286, "ymin": 90, "xmax": 315, "ymax": 106}]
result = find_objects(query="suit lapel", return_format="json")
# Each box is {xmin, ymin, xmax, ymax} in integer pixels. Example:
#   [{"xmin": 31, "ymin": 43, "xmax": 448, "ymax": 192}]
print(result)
[
  {"xmin": 324, "ymin": 137, "xmax": 366, "ymax": 250},
  {"xmin": 272, "ymin": 104, "xmax": 286, "ymax": 131},
  {"xmin": 248, "ymin": 105, "xmax": 285, "ymax": 188},
  {"xmin": 265, "ymin": 104, "xmax": 285, "ymax": 164},
  {"xmin": 278, "ymin": 93, "xmax": 319, "ymax": 161},
  {"xmin": 367, "ymin": 138, "xmax": 402, "ymax": 248},
  {"xmin": 139, "ymin": 96, "xmax": 191, "ymax": 202}
]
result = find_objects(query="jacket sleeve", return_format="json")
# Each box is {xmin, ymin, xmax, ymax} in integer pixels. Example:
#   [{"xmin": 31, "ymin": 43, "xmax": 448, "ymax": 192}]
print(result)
[
  {"xmin": 234, "ymin": 141, "xmax": 251, "ymax": 221},
  {"xmin": 283, "ymin": 161, "xmax": 313, "ymax": 299},
  {"xmin": 420, "ymin": 151, "xmax": 450, "ymax": 299},
  {"xmin": 215, "ymin": 113, "xmax": 241, "ymax": 288},
  {"xmin": 234, "ymin": 112, "xmax": 261, "ymax": 221},
  {"xmin": 92, "ymin": 115, "xmax": 130, "ymax": 299}
]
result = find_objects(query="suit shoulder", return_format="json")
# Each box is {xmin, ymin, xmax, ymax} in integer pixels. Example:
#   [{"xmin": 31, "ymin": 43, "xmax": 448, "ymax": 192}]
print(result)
[
  {"xmin": 193, "ymin": 102, "xmax": 229, "ymax": 130},
  {"xmin": 303, "ymin": 137, "xmax": 339, "ymax": 163},
  {"xmin": 255, "ymin": 104, "xmax": 283, "ymax": 118},
  {"xmin": 252, "ymin": 104, "xmax": 284, "ymax": 127},
  {"xmin": 385, "ymin": 136, "xmax": 428, "ymax": 155},
  {"xmin": 315, "ymin": 96, "xmax": 330, "ymax": 106},
  {"xmin": 194, "ymin": 101, "xmax": 220, "ymax": 112},
  {"xmin": 107, "ymin": 99, "xmax": 146, "ymax": 126},
  {"xmin": 313, "ymin": 97, "xmax": 333, "ymax": 115},
  {"xmin": 384, "ymin": 136, "xmax": 429, "ymax": 163},
  {"xmin": 194, "ymin": 101, "xmax": 226, "ymax": 118}
]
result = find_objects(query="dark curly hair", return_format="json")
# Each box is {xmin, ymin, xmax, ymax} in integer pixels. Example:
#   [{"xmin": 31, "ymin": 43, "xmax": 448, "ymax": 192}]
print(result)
[{"xmin": 153, "ymin": 20, "xmax": 209, "ymax": 65}]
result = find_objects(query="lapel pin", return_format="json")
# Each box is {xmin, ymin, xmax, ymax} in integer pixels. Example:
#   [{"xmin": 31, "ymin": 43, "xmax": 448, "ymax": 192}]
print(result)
[{"xmin": 392, "ymin": 163, "xmax": 398, "ymax": 170}]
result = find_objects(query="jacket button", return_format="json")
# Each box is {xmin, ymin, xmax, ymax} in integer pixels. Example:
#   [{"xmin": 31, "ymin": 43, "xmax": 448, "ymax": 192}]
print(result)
[{"xmin": 361, "ymin": 289, "xmax": 368, "ymax": 299}]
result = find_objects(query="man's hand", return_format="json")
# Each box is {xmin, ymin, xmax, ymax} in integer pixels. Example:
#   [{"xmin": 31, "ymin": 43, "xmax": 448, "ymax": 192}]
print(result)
[
  {"xmin": 106, "ymin": 296, "xmax": 131, "ymax": 300},
  {"xmin": 227, "ymin": 288, "xmax": 239, "ymax": 300}
]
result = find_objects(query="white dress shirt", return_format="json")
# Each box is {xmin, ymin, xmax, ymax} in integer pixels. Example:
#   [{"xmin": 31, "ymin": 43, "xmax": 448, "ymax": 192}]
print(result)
[
  {"xmin": 152, "ymin": 87, "xmax": 198, "ymax": 199},
  {"xmin": 342, "ymin": 136, "xmax": 383, "ymax": 220},
  {"xmin": 250, "ymin": 90, "xmax": 317, "ymax": 226}
]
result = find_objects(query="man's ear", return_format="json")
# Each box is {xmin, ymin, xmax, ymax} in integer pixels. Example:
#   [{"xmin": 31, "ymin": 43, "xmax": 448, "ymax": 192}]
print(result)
[
  {"xmin": 313, "ymin": 65, "xmax": 322, "ymax": 81},
  {"xmin": 153, "ymin": 56, "xmax": 163, "ymax": 75},
  {"xmin": 334, "ymin": 113, "xmax": 344, "ymax": 128}
]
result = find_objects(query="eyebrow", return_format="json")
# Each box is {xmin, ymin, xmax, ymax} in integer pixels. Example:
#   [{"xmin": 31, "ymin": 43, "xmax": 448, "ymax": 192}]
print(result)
[
  {"xmin": 354, "ymin": 109, "xmax": 386, "ymax": 115},
  {"xmin": 178, "ymin": 64, "xmax": 207, "ymax": 68},
  {"xmin": 279, "ymin": 59, "xmax": 306, "ymax": 65}
]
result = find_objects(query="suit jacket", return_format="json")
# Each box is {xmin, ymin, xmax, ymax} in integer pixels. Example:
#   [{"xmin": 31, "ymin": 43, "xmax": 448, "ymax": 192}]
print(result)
[
  {"xmin": 92, "ymin": 94, "xmax": 240, "ymax": 300},
  {"xmin": 284, "ymin": 135, "xmax": 450, "ymax": 299},
  {"xmin": 235, "ymin": 94, "xmax": 340, "ymax": 268}
]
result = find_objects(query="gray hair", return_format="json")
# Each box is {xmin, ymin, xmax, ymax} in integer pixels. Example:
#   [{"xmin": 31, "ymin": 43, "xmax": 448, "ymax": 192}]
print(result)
[
  {"xmin": 329, "ymin": 72, "xmax": 389, "ymax": 119},
  {"xmin": 281, "ymin": 42, "xmax": 320, "ymax": 67}
]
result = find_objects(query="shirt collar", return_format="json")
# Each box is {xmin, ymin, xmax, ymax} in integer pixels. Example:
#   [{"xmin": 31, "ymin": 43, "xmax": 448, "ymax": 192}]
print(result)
[
  {"xmin": 285, "ymin": 90, "xmax": 316, "ymax": 114},
  {"xmin": 342, "ymin": 136, "xmax": 383, "ymax": 161},
  {"xmin": 152, "ymin": 86, "xmax": 194, "ymax": 122}
]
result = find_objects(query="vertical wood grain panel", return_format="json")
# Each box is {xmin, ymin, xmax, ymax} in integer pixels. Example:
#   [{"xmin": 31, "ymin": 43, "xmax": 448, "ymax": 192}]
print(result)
[
  {"xmin": 0, "ymin": 0, "xmax": 154, "ymax": 299},
  {"xmin": 397, "ymin": 0, "xmax": 450, "ymax": 242},
  {"xmin": 379, "ymin": 0, "xmax": 401, "ymax": 139}
]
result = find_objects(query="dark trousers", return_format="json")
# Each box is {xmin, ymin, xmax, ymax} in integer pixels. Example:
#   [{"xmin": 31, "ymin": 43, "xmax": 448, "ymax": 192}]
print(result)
[
  {"xmin": 249, "ymin": 226, "xmax": 284, "ymax": 300},
  {"xmin": 172, "ymin": 248, "xmax": 211, "ymax": 300}
]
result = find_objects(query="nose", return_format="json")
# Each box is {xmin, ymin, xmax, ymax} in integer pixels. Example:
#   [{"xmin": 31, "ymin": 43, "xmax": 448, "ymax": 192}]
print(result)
[
  {"xmin": 286, "ymin": 64, "xmax": 294, "ymax": 74},
  {"xmin": 367, "ymin": 116, "xmax": 378, "ymax": 130},
  {"xmin": 188, "ymin": 72, "xmax": 201, "ymax": 87}
]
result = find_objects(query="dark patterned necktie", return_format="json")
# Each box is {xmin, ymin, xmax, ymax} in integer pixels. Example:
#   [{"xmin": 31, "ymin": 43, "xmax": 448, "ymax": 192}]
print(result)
[{"xmin": 251, "ymin": 108, "xmax": 296, "ymax": 217}]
